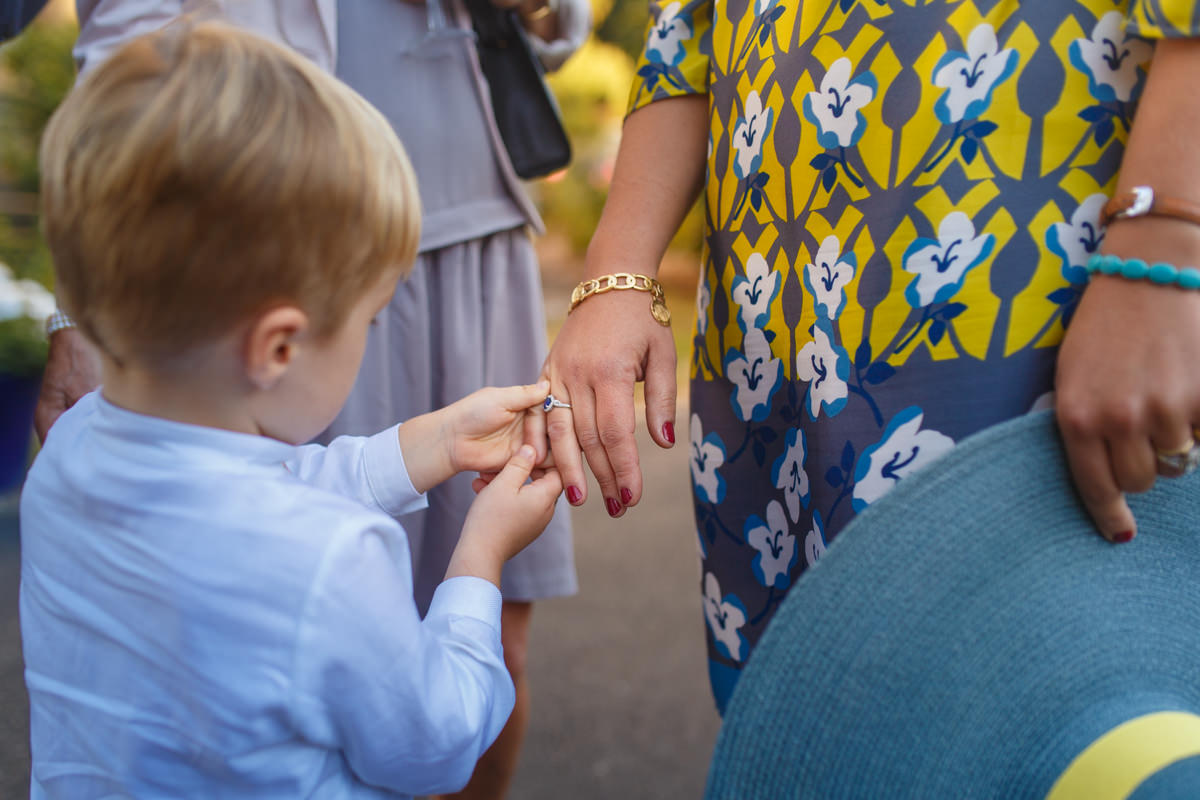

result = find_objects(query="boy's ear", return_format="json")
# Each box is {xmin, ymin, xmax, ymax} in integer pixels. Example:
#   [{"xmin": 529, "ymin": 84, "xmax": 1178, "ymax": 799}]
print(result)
[{"xmin": 244, "ymin": 306, "xmax": 309, "ymax": 390}]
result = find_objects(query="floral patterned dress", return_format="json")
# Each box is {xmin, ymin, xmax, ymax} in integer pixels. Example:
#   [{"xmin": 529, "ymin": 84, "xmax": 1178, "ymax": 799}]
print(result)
[{"xmin": 630, "ymin": 0, "xmax": 1199, "ymax": 712}]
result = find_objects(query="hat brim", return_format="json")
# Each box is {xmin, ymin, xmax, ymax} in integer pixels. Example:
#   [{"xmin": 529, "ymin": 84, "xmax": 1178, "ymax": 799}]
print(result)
[{"xmin": 706, "ymin": 411, "xmax": 1200, "ymax": 798}]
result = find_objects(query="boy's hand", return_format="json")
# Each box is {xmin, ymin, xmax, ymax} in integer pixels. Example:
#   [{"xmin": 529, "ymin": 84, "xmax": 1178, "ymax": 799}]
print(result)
[
  {"xmin": 444, "ymin": 380, "xmax": 552, "ymax": 475},
  {"xmin": 446, "ymin": 445, "xmax": 564, "ymax": 586}
]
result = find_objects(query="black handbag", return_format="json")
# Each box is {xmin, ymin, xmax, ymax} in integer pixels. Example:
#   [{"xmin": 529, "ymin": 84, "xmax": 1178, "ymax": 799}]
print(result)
[{"xmin": 465, "ymin": 0, "xmax": 572, "ymax": 179}]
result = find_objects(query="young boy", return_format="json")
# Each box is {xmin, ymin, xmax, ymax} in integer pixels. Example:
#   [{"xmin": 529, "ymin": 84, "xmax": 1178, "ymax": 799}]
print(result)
[{"xmin": 19, "ymin": 20, "xmax": 562, "ymax": 799}]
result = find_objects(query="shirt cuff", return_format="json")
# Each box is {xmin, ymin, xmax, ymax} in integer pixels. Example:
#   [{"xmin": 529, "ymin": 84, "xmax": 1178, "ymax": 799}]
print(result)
[
  {"xmin": 363, "ymin": 424, "xmax": 428, "ymax": 517},
  {"xmin": 427, "ymin": 576, "xmax": 505, "ymax": 634}
]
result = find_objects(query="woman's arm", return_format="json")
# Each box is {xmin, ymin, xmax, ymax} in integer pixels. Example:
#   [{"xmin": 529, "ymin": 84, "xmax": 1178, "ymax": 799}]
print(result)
[
  {"xmin": 1056, "ymin": 36, "xmax": 1200, "ymax": 541},
  {"xmin": 541, "ymin": 94, "xmax": 707, "ymax": 515}
]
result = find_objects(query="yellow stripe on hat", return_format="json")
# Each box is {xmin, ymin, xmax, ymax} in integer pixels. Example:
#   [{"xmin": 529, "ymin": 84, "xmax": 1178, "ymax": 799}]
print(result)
[{"xmin": 1046, "ymin": 711, "xmax": 1200, "ymax": 800}]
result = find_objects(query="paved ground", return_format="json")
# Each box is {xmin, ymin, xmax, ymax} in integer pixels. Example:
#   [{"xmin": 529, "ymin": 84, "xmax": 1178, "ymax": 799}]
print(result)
[{"xmin": 0, "ymin": 420, "xmax": 720, "ymax": 798}]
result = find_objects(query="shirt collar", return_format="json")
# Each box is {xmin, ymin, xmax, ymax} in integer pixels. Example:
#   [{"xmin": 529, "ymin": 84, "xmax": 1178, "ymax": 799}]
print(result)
[{"xmin": 91, "ymin": 391, "xmax": 299, "ymax": 472}]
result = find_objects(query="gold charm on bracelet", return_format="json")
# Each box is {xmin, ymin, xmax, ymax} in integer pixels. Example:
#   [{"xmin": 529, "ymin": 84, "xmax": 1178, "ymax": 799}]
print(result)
[{"xmin": 569, "ymin": 272, "xmax": 671, "ymax": 327}]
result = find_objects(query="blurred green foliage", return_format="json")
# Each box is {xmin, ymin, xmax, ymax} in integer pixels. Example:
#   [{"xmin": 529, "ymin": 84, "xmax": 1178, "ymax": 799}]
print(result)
[
  {"xmin": 0, "ymin": 18, "xmax": 77, "ymax": 290},
  {"xmin": 537, "ymin": 0, "xmax": 703, "ymax": 260}
]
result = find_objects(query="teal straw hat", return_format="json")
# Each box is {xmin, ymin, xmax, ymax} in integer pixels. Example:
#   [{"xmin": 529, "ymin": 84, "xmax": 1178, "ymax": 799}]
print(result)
[{"xmin": 706, "ymin": 411, "xmax": 1200, "ymax": 799}]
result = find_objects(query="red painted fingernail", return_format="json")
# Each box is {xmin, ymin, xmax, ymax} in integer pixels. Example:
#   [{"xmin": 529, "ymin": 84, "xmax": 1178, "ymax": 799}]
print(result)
[
  {"xmin": 620, "ymin": 488, "xmax": 633, "ymax": 506},
  {"xmin": 1112, "ymin": 530, "xmax": 1135, "ymax": 544},
  {"xmin": 566, "ymin": 486, "xmax": 582, "ymax": 505},
  {"xmin": 663, "ymin": 422, "xmax": 675, "ymax": 444},
  {"xmin": 606, "ymin": 498, "xmax": 621, "ymax": 517}
]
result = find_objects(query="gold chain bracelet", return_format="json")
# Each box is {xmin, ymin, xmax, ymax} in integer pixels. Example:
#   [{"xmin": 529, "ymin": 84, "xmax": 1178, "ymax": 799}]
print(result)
[{"xmin": 568, "ymin": 272, "xmax": 671, "ymax": 326}]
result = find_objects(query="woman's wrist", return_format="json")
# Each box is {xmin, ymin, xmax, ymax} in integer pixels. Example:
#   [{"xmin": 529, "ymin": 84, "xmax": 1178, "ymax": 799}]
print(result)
[{"xmin": 1103, "ymin": 215, "xmax": 1200, "ymax": 265}]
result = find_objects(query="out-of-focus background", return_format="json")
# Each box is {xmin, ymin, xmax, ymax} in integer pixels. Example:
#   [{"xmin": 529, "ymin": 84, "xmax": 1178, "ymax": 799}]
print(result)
[{"xmin": 0, "ymin": 1, "xmax": 719, "ymax": 797}]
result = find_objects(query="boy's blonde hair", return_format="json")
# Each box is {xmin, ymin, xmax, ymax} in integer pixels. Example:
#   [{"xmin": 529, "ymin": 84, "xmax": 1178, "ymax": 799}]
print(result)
[{"xmin": 40, "ymin": 20, "xmax": 421, "ymax": 364}]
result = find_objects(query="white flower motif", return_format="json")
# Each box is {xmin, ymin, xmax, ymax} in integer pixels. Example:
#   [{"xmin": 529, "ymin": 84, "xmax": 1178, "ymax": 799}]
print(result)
[
  {"xmin": 732, "ymin": 90, "xmax": 774, "ymax": 179},
  {"xmin": 731, "ymin": 252, "xmax": 780, "ymax": 331},
  {"xmin": 0, "ymin": 280, "xmax": 24, "ymax": 322},
  {"xmin": 753, "ymin": 0, "xmax": 775, "ymax": 15},
  {"xmin": 802, "ymin": 57, "xmax": 876, "ymax": 149},
  {"xmin": 1069, "ymin": 12, "xmax": 1151, "ymax": 103},
  {"xmin": 695, "ymin": 273, "xmax": 712, "ymax": 336},
  {"xmin": 745, "ymin": 500, "xmax": 798, "ymax": 589},
  {"xmin": 770, "ymin": 427, "xmax": 809, "ymax": 523},
  {"xmin": 802, "ymin": 235, "xmax": 857, "ymax": 320},
  {"xmin": 724, "ymin": 327, "xmax": 783, "ymax": 423},
  {"xmin": 902, "ymin": 211, "xmax": 995, "ymax": 308},
  {"xmin": 703, "ymin": 572, "xmax": 747, "ymax": 662},
  {"xmin": 0, "ymin": 268, "xmax": 55, "ymax": 323},
  {"xmin": 932, "ymin": 24, "xmax": 1018, "ymax": 123},
  {"xmin": 795, "ymin": 319, "xmax": 850, "ymax": 420},
  {"xmin": 804, "ymin": 510, "xmax": 827, "ymax": 567},
  {"xmin": 1046, "ymin": 194, "xmax": 1108, "ymax": 285},
  {"xmin": 690, "ymin": 413, "xmax": 727, "ymax": 504},
  {"xmin": 852, "ymin": 407, "xmax": 955, "ymax": 511},
  {"xmin": 645, "ymin": 1, "xmax": 692, "ymax": 67}
]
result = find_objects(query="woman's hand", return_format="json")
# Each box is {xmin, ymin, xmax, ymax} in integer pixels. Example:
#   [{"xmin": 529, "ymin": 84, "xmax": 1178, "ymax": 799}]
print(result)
[
  {"xmin": 1055, "ymin": 267, "xmax": 1200, "ymax": 542},
  {"xmin": 1055, "ymin": 37, "xmax": 1200, "ymax": 542},
  {"xmin": 541, "ymin": 289, "xmax": 677, "ymax": 517},
  {"xmin": 34, "ymin": 328, "xmax": 101, "ymax": 442}
]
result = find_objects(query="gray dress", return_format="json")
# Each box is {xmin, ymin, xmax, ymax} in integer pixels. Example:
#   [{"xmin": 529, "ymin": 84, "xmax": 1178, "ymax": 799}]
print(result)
[{"xmin": 321, "ymin": 0, "xmax": 576, "ymax": 613}]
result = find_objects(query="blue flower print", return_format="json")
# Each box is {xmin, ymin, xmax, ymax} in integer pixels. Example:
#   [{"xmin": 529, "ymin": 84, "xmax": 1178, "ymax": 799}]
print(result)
[
  {"xmin": 732, "ymin": 90, "xmax": 774, "ymax": 180},
  {"xmin": 745, "ymin": 500, "xmax": 798, "ymax": 590},
  {"xmin": 645, "ymin": 1, "xmax": 693, "ymax": 67},
  {"xmin": 1069, "ymin": 11, "xmax": 1151, "ymax": 104},
  {"xmin": 852, "ymin": 407, "xmax": 954, "ymax": 512},
  {"xmin": 770, "ymin": 427, "xmax": 810, "ymax": 523},
  {"xmin": 696, "ymin": 272, "xmax": 711, "ymax": 336},
  {"xmin": 802, "ymin": 234, "xmax": 857, "ymax": 320},
  {"xmin": 795, "ymin": 318, "xmax": 850, "ymax": 420},
  {"xmin": 932, "ymin": 23, "xmax": 1017, "ymax": 124},
  {"xmin": 690, "ymin": 412, "xmax": 727, "ymax": 504},
  {"xmin": 803, "ymin": 57, "xmax": 876, "ymax": 149},
  {"xmin": 902, "ymin": 211, "xmax": 995, "ymax": 308},
  {"xmin": 1046, "ymin": 194, "xmax": 1107, "ymax": 286},
  {"xmin": 724, "ymin": 327, "xmax": 784, "ymax": 423},
  {"xmin": 804, "ymin": 509, "xmax": 827, "ymax": 567},
  {"xmin": 731, "ymin": 252, "xmax": 781, "ymax": 331},
  {"xmin": 703, "ymin": 572, "xmax": 748, "ymax": 662}
]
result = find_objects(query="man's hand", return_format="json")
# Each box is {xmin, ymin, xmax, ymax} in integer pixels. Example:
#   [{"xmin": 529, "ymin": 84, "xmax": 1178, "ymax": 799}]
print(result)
[{"xmin": 34, "ymin": 328, "xmax": 101, "ymax": 442}]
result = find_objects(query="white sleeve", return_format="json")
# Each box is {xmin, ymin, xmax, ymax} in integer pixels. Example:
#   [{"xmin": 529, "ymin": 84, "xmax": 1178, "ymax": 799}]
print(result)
[
  {"xmin": 289, "ymin": 524, "xmax": 513, "ymax": 796},
  {"xmin": 285, "ymin": 425, "xmax": 427, "ymax": 518},
  {"xmin": 527, "ymin": 0, "xmax": 591, "ymax": 72},
  {"xmin": 74, "ymin": 0, "xmax": 183, "ymax": 76}
]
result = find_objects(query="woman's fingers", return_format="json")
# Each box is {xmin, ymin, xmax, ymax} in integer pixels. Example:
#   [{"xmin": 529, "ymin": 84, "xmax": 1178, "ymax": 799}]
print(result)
[
  {"xmin": 1058, "ymin": 425, "xmax": 1137, "ymax": 542},
  {"xmin": 594, "ymin": 376, "xmax": 641, "ymax": 511},
  {"xmin": 542, "ymin": 376, "xmax": 588, "ymax": 507},
  {"xmin": 643, "ymin": 327, "xmax": 678, "ymax": 450},
  {"xmin": 570, "ymin": 385, "xmax": 624, "ymax": 517}
]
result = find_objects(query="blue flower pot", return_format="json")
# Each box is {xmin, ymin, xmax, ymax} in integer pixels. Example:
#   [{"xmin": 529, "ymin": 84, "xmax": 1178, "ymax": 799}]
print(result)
[{"xmin": 0, "ymin": 372, "xmax": 41, "ymax": 493}]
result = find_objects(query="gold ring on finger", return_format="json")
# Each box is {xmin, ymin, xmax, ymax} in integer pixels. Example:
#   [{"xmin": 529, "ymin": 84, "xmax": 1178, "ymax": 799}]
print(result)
[{"xmin": 1155, "ymin": 435, "xmax": 1200, "ymax": 478}]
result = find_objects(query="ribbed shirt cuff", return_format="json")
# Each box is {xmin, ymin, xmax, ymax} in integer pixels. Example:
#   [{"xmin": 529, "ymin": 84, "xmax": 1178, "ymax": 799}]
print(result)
[
  {"xmin": 363, "ymin": 424, "xmax": 428, "ymax": 517},
  {"xmin": 427, "ymin": 576, "xmax": 504, "ymax": 634}
]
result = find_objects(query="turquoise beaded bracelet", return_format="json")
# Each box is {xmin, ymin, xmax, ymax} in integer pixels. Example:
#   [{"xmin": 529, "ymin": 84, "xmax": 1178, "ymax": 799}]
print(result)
[{"xmin": 1086, "ymin": 254, "xmax": 1200, "ymax": 290}]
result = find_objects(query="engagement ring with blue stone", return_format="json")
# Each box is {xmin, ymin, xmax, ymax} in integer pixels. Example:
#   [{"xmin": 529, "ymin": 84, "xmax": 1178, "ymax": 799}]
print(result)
[{"xmin": 542, "ymin": 394, "xmax": 571, "ymax": 412}]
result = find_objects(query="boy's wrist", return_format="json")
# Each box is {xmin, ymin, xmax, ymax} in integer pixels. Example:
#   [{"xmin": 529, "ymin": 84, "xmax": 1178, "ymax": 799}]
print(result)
[
  {"xmin": 444, "ymin": 538, "xmax": 506, "ymax": 589},
  {"xmin": 395, "ymin": 411, "xmax": 455, "ymax": 494}
]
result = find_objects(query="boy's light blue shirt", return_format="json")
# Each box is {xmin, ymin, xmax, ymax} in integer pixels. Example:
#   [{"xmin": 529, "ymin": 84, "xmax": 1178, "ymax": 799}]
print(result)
[{"xmin": 19, "ymin": 392, "xmax": 514, "ymax": 798}]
